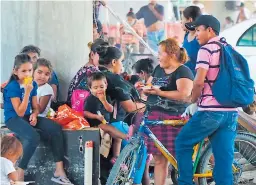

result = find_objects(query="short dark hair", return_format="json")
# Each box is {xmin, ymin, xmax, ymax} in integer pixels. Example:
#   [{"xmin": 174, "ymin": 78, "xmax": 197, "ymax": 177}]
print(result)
[
  {"xmin": 202, "ymin": 25, "xmax": 219, "ymax": 36},
  {"xmin": 240, "ymin": 2, "xmax": 245, "ymax": 7},
  {"xmin": 132, "ymin": 58, "xmax": 154, "ymax": 75},
  {"xmin": 87, "ymin": 72, "xmax": 106, "ymax": 88},
  {"xmin": 225, "ymin": 16, "xmax": 232, "ymax": 22},
  {"xmin": 20, "ymin": 45, "xmax": 41, "ymax": 56},
  {"xmin": 183, "ymin": 6, "xmax": 202, "ymax": 21},
  {"xmin": 225, "ymin": 16, "xmax": 234, "ymax": 24}
]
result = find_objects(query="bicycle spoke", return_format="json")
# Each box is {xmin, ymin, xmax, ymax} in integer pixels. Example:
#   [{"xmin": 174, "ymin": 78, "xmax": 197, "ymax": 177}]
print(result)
[
  {"xmin": 112, "ymin": 150, "xmax": 137, "ymax": 185},
  {"xmin": 235, "ymin": 141, "xmax": 245, "ymax": 164},
  {"xmin": 246, "ymin": 149, "xmax": 256, "ymax": 164}
]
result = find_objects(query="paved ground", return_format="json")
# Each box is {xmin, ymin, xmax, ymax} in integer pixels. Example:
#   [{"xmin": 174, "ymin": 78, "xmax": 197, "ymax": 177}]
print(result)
[{"xmin": 150, "ymin": 170, "xmax": 256, "ymax": 185}]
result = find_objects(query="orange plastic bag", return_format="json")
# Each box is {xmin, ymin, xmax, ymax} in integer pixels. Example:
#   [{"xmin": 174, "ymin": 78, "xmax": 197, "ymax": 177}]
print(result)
[
  {"xmin": 51, "ymin": 104, "xmax": 90, "ymax": 129},
  {"xmin": 63, "ymin": 120, "xmax": 87, "ymax": 130}
]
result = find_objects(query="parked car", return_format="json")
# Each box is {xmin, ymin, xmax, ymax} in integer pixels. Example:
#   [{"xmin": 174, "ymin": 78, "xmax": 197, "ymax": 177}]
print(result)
[{"xmin": 220, "ymin": 19, "xmax": 256, "ymax": 88}]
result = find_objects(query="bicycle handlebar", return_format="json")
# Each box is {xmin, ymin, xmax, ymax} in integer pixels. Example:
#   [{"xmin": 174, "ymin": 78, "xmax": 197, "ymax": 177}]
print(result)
[{"xmin": 138, "ymin": 98, "xmax": 180, "ymax": 113}]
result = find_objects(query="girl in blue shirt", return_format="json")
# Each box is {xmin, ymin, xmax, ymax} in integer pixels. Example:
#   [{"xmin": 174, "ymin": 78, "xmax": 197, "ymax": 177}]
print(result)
[
  {"xmin": 3, "ymin": 54, "xmax": 72, "ymax": 184},
  {"xmin": 182, "ymin": 6, "xmax": 202, "ymax": 75}
]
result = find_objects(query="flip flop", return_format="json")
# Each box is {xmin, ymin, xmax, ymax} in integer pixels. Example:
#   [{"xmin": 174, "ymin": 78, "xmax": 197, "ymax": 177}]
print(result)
[{"xmin": 51, "ymin": 176, "xmax": 73, "ymax": 185}]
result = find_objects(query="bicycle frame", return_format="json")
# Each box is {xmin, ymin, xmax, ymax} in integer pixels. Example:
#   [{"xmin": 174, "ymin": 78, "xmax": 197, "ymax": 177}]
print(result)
[
  {"xmin": 139, "ymin": 120, "xmax": 213, "ymax": 178},
  {"xmin": 120, "ymin": 99, "xmax": 243, "ymax": 184}
]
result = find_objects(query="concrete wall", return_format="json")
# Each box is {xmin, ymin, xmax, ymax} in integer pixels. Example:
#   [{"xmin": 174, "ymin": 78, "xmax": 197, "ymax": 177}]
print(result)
[{"xmin": 1, "ymin": 1, "xmax": 93, "ymax": 101}]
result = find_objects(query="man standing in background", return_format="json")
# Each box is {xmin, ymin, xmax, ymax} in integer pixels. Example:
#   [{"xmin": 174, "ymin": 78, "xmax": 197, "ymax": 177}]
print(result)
[
  {"xmin": 236, "ymin": 2, "xmax": 251, "ymax": 23},
  {"xmin": 136, "ymin": 0, "xmax": 165, "ymax": 52},
  {"xmin": 93, "ymin": 1, "xmax": 106, "ymax": 41}
]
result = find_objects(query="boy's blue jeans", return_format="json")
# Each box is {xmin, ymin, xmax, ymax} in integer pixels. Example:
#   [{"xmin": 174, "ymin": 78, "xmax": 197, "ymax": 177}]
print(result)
[{"xmin": 175, "ymin": 111, "xmax": 238, "ymax": 185}]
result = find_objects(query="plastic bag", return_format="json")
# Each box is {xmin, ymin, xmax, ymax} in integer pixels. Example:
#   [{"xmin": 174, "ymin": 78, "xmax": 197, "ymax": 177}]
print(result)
[
  {"xmin": 63, "ymin": 119, "xmax": 87, "ymax": 130},
  {"xmin": 51, "ymin": 104, "xmax": 90, "ymax": 129}
]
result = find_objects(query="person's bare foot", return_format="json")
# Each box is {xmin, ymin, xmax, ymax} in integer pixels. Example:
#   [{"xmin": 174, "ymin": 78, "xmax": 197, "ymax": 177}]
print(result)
[
  {"xmin": 54, "ymin": 170, "xmax": 67, "ymax": 178},
  {"xmin": 17, "ymin": 168, "xmax": 25, "ymax": 181},
  {"xmin": 54, "ymin": 161, "xmax": 67, "ymax": 177}
]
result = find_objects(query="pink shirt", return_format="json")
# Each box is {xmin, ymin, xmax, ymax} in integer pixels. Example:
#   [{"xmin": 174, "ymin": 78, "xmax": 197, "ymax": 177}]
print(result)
[{"xmin": 195, "ymin": 36, "xmax": 237, "ymax": 111}]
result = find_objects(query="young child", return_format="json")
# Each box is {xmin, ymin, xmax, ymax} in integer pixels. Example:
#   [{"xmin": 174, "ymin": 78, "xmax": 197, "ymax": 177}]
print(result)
[
  {"xmin": 3, "ymin": 54, "xmax": 72, "ymax": 184},
  {"xmin": 1, "ymin": 135, "xmax": 23, "ymax": 185},
  {"xmin": 132, "ymin": 58, "xmax": 154, "ymax": 185},
  {"xmin": 84, "ymin": 72, "xmax": 132, "ymax": 164},
  {"xmin": 132, "ymin": 58, "xmax": 154, "ymax": 103},
  {"xmin": 33, "ymin": 58, "xmax": 54, "ymax": 117},
  {"xmin": 133, "ymin": 58, "xmax": 154, "ymax": 85}
]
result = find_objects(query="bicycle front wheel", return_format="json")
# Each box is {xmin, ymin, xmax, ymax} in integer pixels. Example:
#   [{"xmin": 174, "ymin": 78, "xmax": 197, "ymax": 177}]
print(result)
[
  {"xmin": 106, "ymin": 138, "xmax": 141, "ymax": 185},
  {"xmin": 197, "ymin": 133, "xmax": 256, "ymax": 185}
]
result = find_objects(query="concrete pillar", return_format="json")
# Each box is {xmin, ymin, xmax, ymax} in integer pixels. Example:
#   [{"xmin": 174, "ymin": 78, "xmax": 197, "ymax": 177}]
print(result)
[{"xmin": 1, "ymin": 1, "xmax": 93, "ymax": 101}]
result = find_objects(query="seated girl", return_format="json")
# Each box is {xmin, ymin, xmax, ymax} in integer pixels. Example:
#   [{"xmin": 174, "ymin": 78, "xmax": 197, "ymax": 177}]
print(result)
[
  {"xmin": 33, "ymin": 58, "xmax": 54, "ymax": 117},
  {"xmin": 3, "ymin": 54, "xmax": 73, "ymax": 184}
]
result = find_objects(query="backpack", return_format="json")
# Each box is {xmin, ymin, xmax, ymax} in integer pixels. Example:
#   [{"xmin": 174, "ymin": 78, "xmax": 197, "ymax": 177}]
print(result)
[
  {"xmin": 206, "ymin": 38, "xmax": 255, "ymax": 107},
  {"xmin": 71, "ymin": 89, "xmax": 90, "ymax": 113}
]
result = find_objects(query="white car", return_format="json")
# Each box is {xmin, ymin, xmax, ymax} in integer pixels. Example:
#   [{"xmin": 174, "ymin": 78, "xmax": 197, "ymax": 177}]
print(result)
[{"xmin": 220, "ymin": 19, "xmax": 256, "ymax": 88}]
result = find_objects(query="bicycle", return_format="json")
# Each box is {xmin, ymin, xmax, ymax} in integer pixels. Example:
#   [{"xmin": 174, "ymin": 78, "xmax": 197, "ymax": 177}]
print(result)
[{"xmin": 106, "ymin": 100, "xmax": 256, "ymax": 185}]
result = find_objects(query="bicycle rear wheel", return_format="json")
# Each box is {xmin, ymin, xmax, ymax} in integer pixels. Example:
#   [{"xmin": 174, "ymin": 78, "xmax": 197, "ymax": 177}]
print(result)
[
  {"xmin": 197, "ymin": 133, "xmax": 256, "ymax": 185},
  {"xmin": 237, "ymin": 131, "xmax": 256, "ymax": 145},
  {"xmin": 106, "ymin": 138, "xmax": 141, "ymax": 185}
]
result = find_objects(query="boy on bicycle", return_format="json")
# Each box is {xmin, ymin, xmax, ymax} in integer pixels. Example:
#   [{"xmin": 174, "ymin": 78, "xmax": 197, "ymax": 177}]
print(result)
[{"xmin": 175, "ymin": 15, "xmax": 238, "ymax": 185}]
